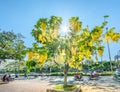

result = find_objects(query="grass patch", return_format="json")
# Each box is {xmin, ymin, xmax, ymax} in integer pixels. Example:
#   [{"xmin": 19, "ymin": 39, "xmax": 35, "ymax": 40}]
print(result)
[{"xmin": 53, "ymin": 84, "xmax": 77, "ymax": 91}]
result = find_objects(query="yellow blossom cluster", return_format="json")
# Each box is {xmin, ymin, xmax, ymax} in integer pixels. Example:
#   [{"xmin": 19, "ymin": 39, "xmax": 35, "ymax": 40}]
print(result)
[{"xmin": 91, "ymin": 26, "xmax": 103, "ymax": 42}]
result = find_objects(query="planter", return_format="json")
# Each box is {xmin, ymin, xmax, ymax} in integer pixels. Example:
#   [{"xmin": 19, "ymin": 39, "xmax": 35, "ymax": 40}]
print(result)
[{"xmin": 46, "ymin": 86, "xmax": 81, "ymax": 92}]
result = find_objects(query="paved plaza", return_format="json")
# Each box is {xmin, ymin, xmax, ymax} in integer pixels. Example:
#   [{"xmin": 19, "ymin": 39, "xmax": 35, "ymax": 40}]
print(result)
[{"xmin": 0, "ymin": 76, "xmax": 120, "ymax": 92}]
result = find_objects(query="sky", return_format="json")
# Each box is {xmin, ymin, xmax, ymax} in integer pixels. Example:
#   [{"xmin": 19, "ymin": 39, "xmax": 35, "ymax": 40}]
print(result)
[{"xmin": 0, "ymin": 0, "xmax": 120, "ymax": 61}]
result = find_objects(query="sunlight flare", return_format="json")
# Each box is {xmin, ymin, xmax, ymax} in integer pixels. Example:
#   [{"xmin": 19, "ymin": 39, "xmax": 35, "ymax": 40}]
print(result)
[{"xmin": 60, "ymin": 25, "xmax": 70, "ymax": 36}]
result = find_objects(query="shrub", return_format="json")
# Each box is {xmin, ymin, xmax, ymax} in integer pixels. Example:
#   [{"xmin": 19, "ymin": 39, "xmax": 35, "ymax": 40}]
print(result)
[
  {"xmin": 50, "ymin": 72, "xmax": 86, "ymax": 76},
  {"xmin": 100, "ymin": 71, "xmax": 114, "ymax": 76}
]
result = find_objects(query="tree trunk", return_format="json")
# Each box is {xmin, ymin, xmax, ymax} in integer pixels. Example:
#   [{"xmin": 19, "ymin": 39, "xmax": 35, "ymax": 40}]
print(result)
[
  {"xmin": 101, "ymin": 57, "xmax": 102, "ymax": 62},
  {"xmin": 63, "ymin": 63, "xmax": 69, "ymax": 87},
  {"xmin": 18, "ymin": 60, "xmax": 20, "ymax": 73},
  {"xmin": 107, "ymin": 40, "xmax": 113, "ymax": 71},
  {"xmin": 64, "ymin": 70, "xmax": 67, "ymax": 86}
]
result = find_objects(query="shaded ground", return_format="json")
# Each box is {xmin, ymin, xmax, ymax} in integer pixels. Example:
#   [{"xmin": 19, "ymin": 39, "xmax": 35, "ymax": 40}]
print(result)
[
  {"xmin": 0, "ymin": 76, "xmax": 120, "ymax": 92},
  {"xmin": 80, "ymin": 76, "xmax": 120, "ymax": 92}
]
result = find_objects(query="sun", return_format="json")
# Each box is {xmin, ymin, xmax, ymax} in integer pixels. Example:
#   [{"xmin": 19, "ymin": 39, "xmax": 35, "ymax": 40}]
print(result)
[{"xmin": 60, "ymin": 25, "xmax": 70, "ymax": 36}]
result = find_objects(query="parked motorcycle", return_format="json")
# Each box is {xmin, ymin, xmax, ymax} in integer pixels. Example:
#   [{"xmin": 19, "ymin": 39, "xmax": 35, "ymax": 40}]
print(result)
[
  {"xmin": 89, "ymin": 73, "xmax": 99, "ymax": 80},
  {"xmin": 88, "ymin": 71, "xmax": 100, "ymax": 80},
  {"xmin": 74, "ymin": 73, "xmax": 83, "ymax": 81}
]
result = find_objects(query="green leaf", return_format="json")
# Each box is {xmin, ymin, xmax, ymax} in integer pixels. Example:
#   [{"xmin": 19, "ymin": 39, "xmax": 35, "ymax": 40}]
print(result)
[{"xmin": 103, "ymin": 15, "xmax": 109, "ymax": 18}]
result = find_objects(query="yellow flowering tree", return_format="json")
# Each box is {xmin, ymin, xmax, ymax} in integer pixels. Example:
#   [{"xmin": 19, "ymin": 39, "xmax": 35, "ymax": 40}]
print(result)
[
  {"xmin": 30, "ymin": 16, "xmax": 111, "ymax": 86},
  {"xmin": 26, "ymin": 42, "xmax": 47, "ymax": 72}
]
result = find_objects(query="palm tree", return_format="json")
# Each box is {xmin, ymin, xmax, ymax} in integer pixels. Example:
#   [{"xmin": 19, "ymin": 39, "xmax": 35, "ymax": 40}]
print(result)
[{"xmin": 104, "ymin": 27, "xmax": 120, "ymax": 71}]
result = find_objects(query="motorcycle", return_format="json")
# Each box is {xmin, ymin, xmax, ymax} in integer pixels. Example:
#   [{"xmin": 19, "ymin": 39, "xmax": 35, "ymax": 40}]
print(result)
[
  {"xmin": 89, "ymin": 73, "xmax": 99, "ymax": 80},
  {"xmin": 74, "ymin": 74, "xmax": 83, "ymax": 81}
]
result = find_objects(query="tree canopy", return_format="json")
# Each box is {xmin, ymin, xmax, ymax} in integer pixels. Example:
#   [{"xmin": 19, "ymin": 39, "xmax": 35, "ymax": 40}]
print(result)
[
  {"xmin": 29, "ymin": 16, "xmax": 120, "ymax": 86},
  {"xmin": 0, "ymin": 30, "xmax": 26, "ymax": 61}
]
